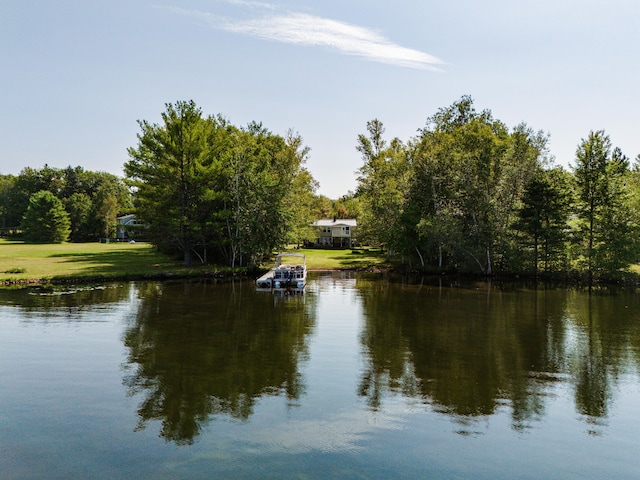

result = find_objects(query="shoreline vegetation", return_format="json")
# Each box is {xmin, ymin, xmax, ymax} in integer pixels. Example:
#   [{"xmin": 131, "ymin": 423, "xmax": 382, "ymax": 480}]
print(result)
[
  {"xmin": 4, "ymin": 98, "xmax": 640, "ymax": 285},
  {"xmin": 2, "ymin": 240, "xmax": 639, "ymax": 288},
  {"xmin": 0, "ymin": 240, "xmax": 391, "ymax": 287}
]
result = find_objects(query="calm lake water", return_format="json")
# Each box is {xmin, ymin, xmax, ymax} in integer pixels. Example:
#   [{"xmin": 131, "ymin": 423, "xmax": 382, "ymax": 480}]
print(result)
[{"xmin": 1, "ymin": 272, "xmax": 639, "ymax": 479}]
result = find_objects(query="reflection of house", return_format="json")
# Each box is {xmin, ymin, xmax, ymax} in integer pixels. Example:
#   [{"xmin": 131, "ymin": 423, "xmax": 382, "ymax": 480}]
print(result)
[
  {"xmin": 311, "ymin": 218, "xmax": 357, "ymax": 248},
  {"xmin": 116, "ymin": 214, "xmax": 146, "ymax": 240}
]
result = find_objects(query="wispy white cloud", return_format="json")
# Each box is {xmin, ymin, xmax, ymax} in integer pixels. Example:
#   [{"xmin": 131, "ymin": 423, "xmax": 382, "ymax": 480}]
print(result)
[
  {"xmin": 227, "ymin": 409, "xmax": 406, "ymax": 455},
  {"xmin": 223, "ymin": 13, "xmax": 443, "ymax": 70},
  {"xmin": 218, "ymin": 0, "xmax": 277, "ymax": 10},
  {"xmin": 165, "ymin": 6, "xmax": 443, "ymax": 70}
]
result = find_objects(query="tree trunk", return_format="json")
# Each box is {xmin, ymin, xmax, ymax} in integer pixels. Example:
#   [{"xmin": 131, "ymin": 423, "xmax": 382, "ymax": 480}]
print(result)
[
  {"xmin": 486, "ymin": 246, "xmax": 492, "ymax": 276},
  {"xmin": 533, "ymin": 232, "xmax": 539, "ymax": 277},
  {"xmin": 588, "ymin": 200, "xmax": 594, "ymax": 286},
  {"xmin": 466, "ymin": 249, "xmax": 486, "ymax": 274},
  {"xmin": 544, "ymin": 216, "xmax": 550, "ymax": 273},
  {"xmin": 183, "ymin": 240, "xmax": 192, "ymax": 267}
]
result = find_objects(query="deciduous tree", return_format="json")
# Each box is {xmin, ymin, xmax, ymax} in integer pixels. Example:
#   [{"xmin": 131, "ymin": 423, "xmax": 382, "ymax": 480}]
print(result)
[
  {"xmin": 409, "ymin": 98, "xmax": 545, "ymax": 273},
  {"xmin": 356, "ymin": 120, "xmax": 410, "ymax": 256}
]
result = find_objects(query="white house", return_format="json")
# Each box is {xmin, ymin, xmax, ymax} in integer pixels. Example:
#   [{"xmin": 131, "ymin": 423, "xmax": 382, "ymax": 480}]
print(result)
[
  {"xmin": 116, "ymin": 214, "xmax": 146, "ymax": 241},
  {"xmin": 312, "ymin": 218, "xmax": 357, "ymax": 248}
]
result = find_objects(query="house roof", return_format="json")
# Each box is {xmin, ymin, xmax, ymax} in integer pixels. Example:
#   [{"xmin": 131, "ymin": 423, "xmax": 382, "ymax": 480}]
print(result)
[
  {"xmin": 313, "ymin": 218, "xmax": 357, "ymax": 227},
  {"xmin": 116, "ymin": 214, "xmax": 136, "ymax": 225}
]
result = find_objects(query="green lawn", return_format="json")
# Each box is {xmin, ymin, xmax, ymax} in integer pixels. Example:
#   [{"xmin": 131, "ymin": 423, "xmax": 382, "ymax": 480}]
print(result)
[
  {"xmin": 279, "ymin": 247, "xmax": 389, "ymax": 270},
  {"xmin": 0, "ymin": 240, "xmax": 206, "ymax": 283},
  {"xmin": 0, "ymin": 241, "xmax": 390, "ymax": 284}
]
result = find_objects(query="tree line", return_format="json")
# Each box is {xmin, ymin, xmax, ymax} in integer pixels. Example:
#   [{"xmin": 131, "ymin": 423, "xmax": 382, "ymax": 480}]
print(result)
[
  {"xmin": 125, "ymin": 100, "xmax": 319, "ymax": 268},
  {"xmin": 4, "ymin": 97, "xmax": 639, "ymax": 281},
  {"xmin": 0, "ymin": 165, "xmax": 131, "ymax": 243},
  {"xmin": 0, "ymin": 100, "xmax": 342, "ymax": 267},
  {"xmin": 353, "ymin": 96, "xmax": 640, "ymax": 281}
]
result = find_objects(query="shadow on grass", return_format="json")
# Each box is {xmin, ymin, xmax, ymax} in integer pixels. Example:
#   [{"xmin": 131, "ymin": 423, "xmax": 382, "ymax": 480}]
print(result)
[
  {"xmin": 330, "ymin": 259, "xmax": 387, "ymax": 269},
  {"xmin": 49, "ymin": 252, "xmax": 104, "ymax": 258},
  {"xmin": 47, "ymin": 249, "xmax": 196, "ymax": 279},
  {"xmin": 327, "ymin": 250, "xmax": 388, "ymax": 269}
]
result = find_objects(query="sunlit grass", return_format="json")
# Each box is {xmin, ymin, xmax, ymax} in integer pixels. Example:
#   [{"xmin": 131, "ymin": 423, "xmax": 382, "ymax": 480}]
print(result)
[
  {"xmin": 273, "ymin": 247, "xmax": 389, "ymax": 270},
  {"xmin": 0, "ymin": 240, "xmax": 390, "ymax": 284},
  {"xmin": 0, "ymin": 239, "xmax": 207, "ymax": 282}
]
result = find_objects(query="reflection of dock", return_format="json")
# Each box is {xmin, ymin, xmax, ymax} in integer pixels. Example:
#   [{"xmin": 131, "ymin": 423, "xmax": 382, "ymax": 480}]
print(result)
[{"xmin": 272, "ymin": 288, "xmax": 305, "ymax": 300}]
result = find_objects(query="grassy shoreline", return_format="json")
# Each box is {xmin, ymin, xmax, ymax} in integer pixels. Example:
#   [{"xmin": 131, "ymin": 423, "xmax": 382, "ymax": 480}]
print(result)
[
  {"xmin": 0, "ymin": 240, "xmax": 217, "ymax": 286},
  {"xmin": 0, "ymin": 240, "xmax": 390, "ymax": 286},
  {"xmin": 2, "ymin": 240, "xmax": 638, "ymax": 288}
]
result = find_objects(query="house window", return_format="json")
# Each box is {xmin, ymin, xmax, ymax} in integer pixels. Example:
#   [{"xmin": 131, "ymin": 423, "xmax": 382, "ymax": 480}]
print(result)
[{"xmin": 322, "ymin": 227, "xmax": 331, "ymax": 233}]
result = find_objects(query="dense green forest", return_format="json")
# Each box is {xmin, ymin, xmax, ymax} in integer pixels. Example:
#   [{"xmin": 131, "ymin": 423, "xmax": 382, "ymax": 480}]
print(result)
[
  {"xmin": 2, "ymin": 96, "xmax": 639, "ymax": 280},
  {"xmin": 354, "ymin": 96, "xmax": 640, "ymax": 281},
  {"xmin": 124, "ymin": 100, "xmax": 320, "ymax": 268},
  {"xmin": 0, "ymin": 165, "xmax": 131, "ymax": 242}
]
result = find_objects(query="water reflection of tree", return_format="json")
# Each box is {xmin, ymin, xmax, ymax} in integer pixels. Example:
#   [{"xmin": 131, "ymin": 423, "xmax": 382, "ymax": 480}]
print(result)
[
  {"xmin": 122, "ymin": 280, "xmax": 315, "ymax": 445},
  {"xmin": 565, "ymin": 290, "xmax": 640, "ymax": 431},
  {"xmin": 356, "ymin": 275, "xmax": 640, "ymax": 432},
  {"xmin": 0, "ymin": 283, "xmax": 133, "ymax": 318}
]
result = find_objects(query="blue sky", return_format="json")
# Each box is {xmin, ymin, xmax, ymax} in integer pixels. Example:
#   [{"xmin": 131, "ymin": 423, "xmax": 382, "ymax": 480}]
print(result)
[{"xmin": 2, "ymin": 1, "xmax": 639, "ymax": 198}]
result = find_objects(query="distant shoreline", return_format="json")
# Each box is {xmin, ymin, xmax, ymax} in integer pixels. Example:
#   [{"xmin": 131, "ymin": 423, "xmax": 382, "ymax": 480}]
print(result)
[{"xmin": 2, "ymin": 241, "xmax": 637, "ymax": 289}]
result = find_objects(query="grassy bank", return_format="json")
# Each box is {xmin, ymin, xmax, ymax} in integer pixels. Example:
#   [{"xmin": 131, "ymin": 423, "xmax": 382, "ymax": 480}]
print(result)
[
  {"xmin": 0, "ymin": 240, "xmax": 210, "ymax": 284},
  {"xmin": 0, "ymin": 240, "xmax": 390, "ymax": 285},
  {"xmin": 291, "ymin": 247, "xmax": 389, "ymax": 270},
  {"xmin": 4, "ymin": 240, "xmax": 634, "ymax": 287}
]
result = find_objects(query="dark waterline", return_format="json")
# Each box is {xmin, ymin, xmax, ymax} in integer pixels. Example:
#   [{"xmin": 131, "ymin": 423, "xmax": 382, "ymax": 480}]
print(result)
[{"xmin": 1, "ymin": 273, "xmax": 639, "ymax": 479}]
